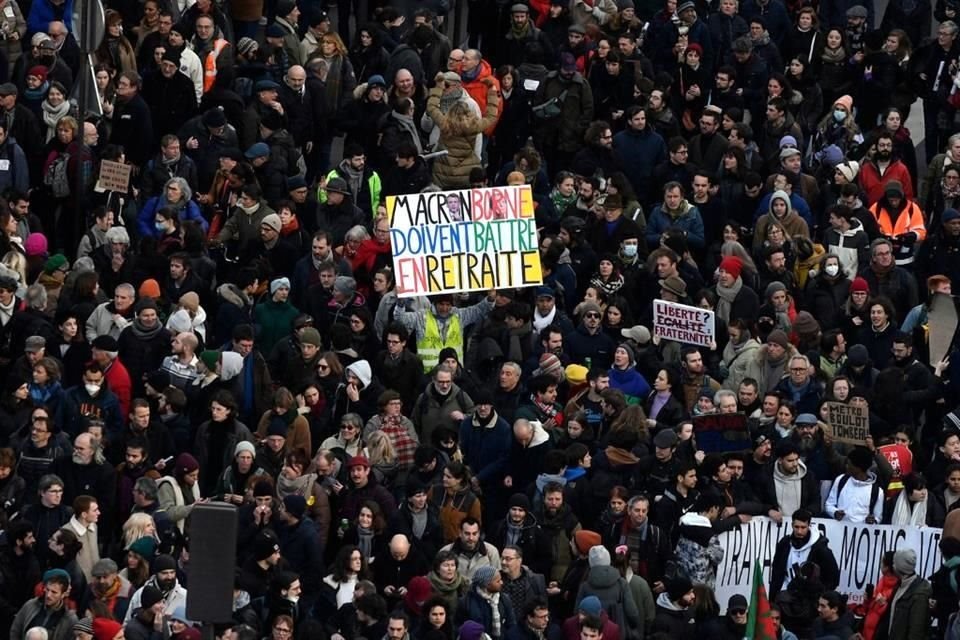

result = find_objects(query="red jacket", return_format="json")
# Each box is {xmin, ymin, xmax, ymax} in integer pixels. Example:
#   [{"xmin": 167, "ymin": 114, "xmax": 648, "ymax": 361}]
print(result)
[
  {"xmin": 462, "ymin": 58, "xmax": 502, "ymax": 136},
  {"xmin": 859, "ymin": 159, "xmax": 914, "ymax": 205},
  {"xmin": 105, "ymin": 358, "xmax": 132, "ymax": 418},
  {"xmin": 562, "ymin": 612, "xmax": 620, "ymax": 640}
]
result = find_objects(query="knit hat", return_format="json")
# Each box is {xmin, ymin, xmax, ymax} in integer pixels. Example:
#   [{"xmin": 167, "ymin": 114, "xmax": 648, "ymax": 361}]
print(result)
[
  {"xmin": 779, "ymin": 135, "xmax": 798, "ymax": 149},
  {"xmin": 944, "ymin": 208, "xmax": 960, "ymax": 223},
  {"xmin": 573, "ymin": 530, "xmax": 601, "ymax": 555},
  {"xmin": 793, "ymin": 311, "xmax": 819, "ymax": 335},
  {"xmin": 666, "ymin": 575, "xmax": 694, "ymax": 601},
  {"xmin": 459, "ymin": 621, "xmax": 486, "ymax": 640},
  {"xmin": 836, "ymin": 160, "xmax": 860, "ymax": 182},
  {"xmin": 170, "ymin": 606, "xmax": 191, "ymax": 624},
  {"xmin": 199, "ymin": 350, "xmax": 220, "ymax": 372},
  {"xmin": 404, "ymin": 575, "xmax": 433, "ymax": 612},
  {"xmin": 766, "ymin": 329, "xmax": 790, "ymax": 350},
  {"xmin": 261, "ymin": 213, "xmax": 282, "ymax": 233},
  {"xmin": 820, "ymin": 144, "xmax": 844, "ymax": 169},
  {"xmin": 140, "ymin": 584, "xmax": 165, "ymax": 609},
  {"xmin": 43, "ymin": 568, "xmax": 71, "ymax": 583},
  {"xmin": 92, "ymin": 335, "xmax": 119, "ymax": 354},
  {"xmin": 74, "ymin": 618, "xmax": 94, "ymax": 635},
  {"xmin": 719, "ymin": 255, "xmax": 743, "ymax": 279},
  {"xmin": 128, "ymin": 536, "xmax": 157, "ymax": 558},
  {"xmin": 202, "ymin": 108, "xmax": 227, "ymax": 128},
  {"xmin": 153, "ymin": 553, "xmax": 177, "ymax": 573},
  {"xmin": 334, "ymin": 276, "xmax": 357, "ymax": 297},
  {"xmin": 161, "ymin": 47, "xmax": 181, "ymax": 65},
  {"xmin": 472, "ymin": 565, "xmax": 498, "ymax": 588},
  {"xmin": 893, "ymin": 549, "xmax": 917, "ymax": 576},
  {"xmin": 265, "ymin": 23, "xmax": 285, "ymax": 38},
  {"xmin": 135, "ymin": 297, "xmax": 158, "ymax": 314},
  {"xmin": 367, "ymin": 74, "xmax": 387, "ymax": 88},
  {"xmin": 834, "ymin": 95, "xmax": 854, "ymax": 112},
  {"xmin": 43, "ymin": 253, "xmax": 68, "ymax": 273},
  {"xmin": 616, "ymin": 342, "xmax": 636, "ymax": 367},
  {"xmin": 850, "ymin": 276, "xmax": 870, "ymax": 293},
  {"xmin": 267, "ymin": 414, "xmax": 288, "ymax": 438},
  {"xmin": 579, "ymin": 301, "xmax": 602, "ymax": 318},
  {"xmin": 253, "ymin": 480, "xmax": 273, "ymax": 497},
  {"xmin": 654, "ymin": 429, "xmax": 678, "ymax": 448},
  {"xmin": 885, "ymin": 180, "xmax": 905, "ymax": 199},
  {"xmin": 236, "ymin": 37, "xmax": 258, "ymax": 57},
  {"xmin": 847, "ymin": 446, "xmax": 874, "ymax": 472},
  {"xmin": 536, "ymin": 353, "xmax": 563, "ymax": 377},
  {"xmin": 270, "ymin": 277, "xmax": 291, "ymax": 294},
  {"xmin": 438, "ymin": 347, "xmax": 459, "ymax": 363},
  {"xmin": 732, "ymin": 36, "xmax": 752, "ymax": 52},
  {"xmin": 92, "ymin": 558, "xmax": 119, "ymax": 577},
  {"xmin": 579, "ymin": 595, "xmax": 603, "ymax": 616},
  {"xmin": 254, "ymin": 531, "xmax": 280, "ymax": 561},
  {"xmin": 27, "ymin": 66, "xmax": 47, "ymax": 81},
  {"xmin": 508, "ymin": 493, "xmax": 532, "ymax": 512},
  {"xmin": 283, "ymin": 494, "xmax": 307, "ymax": 519},
  {"xmin": 175, "ymin": 452, "xmax": 199, "ymax": 477},
  {"xmin": 347, "ymin": 455, "xmax": 370, "ymax": 468},
  {"xmin": 139, "ymin": 279, "xmax": 161, "ymax": 298},
  {"xmin": 847, "ymin": 343, "xmax": 869, "ymax": 367},
  {"xmin": 245, "ymin": 142, "xmax": 271, "ymax": 159},
  {"xmin": 92, "ymin": 619, "xmax": 123, "ymax": 640},
  {"xmin": 565, "ymin": 364, "xmax": 588, "ymax": 385},
  {"xmin": 764, "ymin": 281, "xmax": 787, "ymax": 299},
  {"xmin": 560, "ymin": 52, "xmax": 577, "ymax": 72},
  {"xmin": 406, "ymin": 476, "xmax": 428, "ymax": 496},
  {"xmin": 300, "ymin": 327, "xmax": 322, "ymax": 347},
  {"xmin": 276, "ymin": 0, "xmax": 296, "ymax": 17},
  {"xmin": 24, "ymin": 233, "xmax": 47, "ymax": 256},
  {"xmin": 588, "ymin": 545, "xmax": 611, "ymax": 567},
  {"xmin": 235, "ymin": 440, "xmax": 257, "ymax": 457}
]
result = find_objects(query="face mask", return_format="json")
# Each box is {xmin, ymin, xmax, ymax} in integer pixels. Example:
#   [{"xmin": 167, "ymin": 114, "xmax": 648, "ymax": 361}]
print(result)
[
  {"xmin": 238, "ymin": 202, "xmax": 258, "ymax": 214},
  {"xmin": 85, "ymin": 383, "xmax": 101, "ymax": 396},
  {"xmin": 825, "ymin": 264, "xmax": 840, "ymax": 277},
  {"xmin": 622, "ymin": 244, "xmax": 638, "ymax": 257},
  {"xmin": 833, "ymin": 109, "xmax": 846, "ymax": 123},
  {"xmin": 155, "ymin": 222, "xmax": 167, "ymax": 232}
]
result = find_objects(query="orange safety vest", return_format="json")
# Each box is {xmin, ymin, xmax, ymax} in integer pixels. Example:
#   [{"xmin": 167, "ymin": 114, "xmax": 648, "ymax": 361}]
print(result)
[
  {"xmin": 202, "ymin": 39, "xmax": 228, "ymax": 93},
  {"xmin": 870, "ymin": 200, "xmax": 927, "ymax": 241}
]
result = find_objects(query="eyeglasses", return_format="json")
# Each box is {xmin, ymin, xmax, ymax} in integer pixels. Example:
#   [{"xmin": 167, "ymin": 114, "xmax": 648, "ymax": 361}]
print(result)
[
  {"xmin": 730, "ymin": 609, "xmax": 747, "ymax": 616},
  {"xmin": 386, "ymin": 339, "xmax": 401, "ymax": 345},
  {"xmin": 585, "ymin": 313, "xmax": 601, "ymax": 319}
]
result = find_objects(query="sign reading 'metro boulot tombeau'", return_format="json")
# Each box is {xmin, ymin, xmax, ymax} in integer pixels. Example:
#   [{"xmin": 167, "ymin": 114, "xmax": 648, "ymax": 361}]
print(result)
[
  {"xmin": 387, "ymin": 186, "xmax": 542, "ymax": 298},
  {"xmin": 826, "ymin": 402, "xmax": 869, "ymax": 445}
]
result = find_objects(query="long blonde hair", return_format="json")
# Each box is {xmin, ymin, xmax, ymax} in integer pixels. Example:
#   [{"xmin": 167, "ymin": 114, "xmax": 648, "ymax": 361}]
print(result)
[
  {"xmin": 366, "ymin": 430, "xmax": 396, "ymax": 465},
  {"xmin": 122, "ymin": 512, "xmax": 158, "ymax": 548}
]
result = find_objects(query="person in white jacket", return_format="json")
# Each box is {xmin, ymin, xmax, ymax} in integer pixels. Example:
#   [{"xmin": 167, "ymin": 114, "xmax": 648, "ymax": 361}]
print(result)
[{"xmin": 825, "ymin": 446, "xmax": 884, "ymax": 524}]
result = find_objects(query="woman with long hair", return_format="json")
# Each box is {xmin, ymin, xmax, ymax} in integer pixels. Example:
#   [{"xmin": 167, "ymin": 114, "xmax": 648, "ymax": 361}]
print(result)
[
  {"xmin": 193, "ymin": 389, "xmax": 253, "ymax": 494},
  {"xmin": 316, "ymin": 33, "xmax": 356, "ymax": 123},
  {"xmin": 602, "ymin": 296, "xmax": 634, "ymax": 343},
  {"xmin": 40, "ymin": 85, "xmax": 73, "ymax": 143},
  {"xmin": 488, "ymin": 65, "xmax": 528, "ymax": 178},
  {"xmin": 426, "ymin": 551, "xmax": 466, "ymax": 619},
  {"xmin": 348, "ymin": 24, "xmax": 389, "ymax": 83},
  {"xmin": 342, "ymin": 500, "xmax": 388, "ymax": 564},
  {"xmin": 138, "ymin": 177, "xmax": 208, "ymax": 238},
  {"xmin": 644, "ymin": 366, "xmax": 686, "ymax": 432},
  {"xmin": 425, "ymin": 78, "xmax": 500, "ymax": 188},
  {"xmin": 431, "ymin": 460, "xmax": 482, "ymax": 543},
  {"xmin": 256, "ymin": 386, "xmax": 312, "ymax": 459},
  {"xmin": 121, "ymin": 535, "xmax": 156, "ymax": 589},
  {"xmin": 319, "ymin": 545, "xmax": 371, "ymax": 614},
  {"xmin": 418, "ymin": 596, "xmax": 454, "ymax": 640},
  {"xmin": 365, "ymin": 430, "xmax": 399, "ymax": 488},
  {"xmin": 820, "ymin": 29, "xmax": 852, "ymax": 108},
  {"xmin": 372, "ymin": 267, "xmax": 398, "ymax": 339},
  {"xmin": 95, "ymin": 10, "xmax": 137, "ymax": 73}
]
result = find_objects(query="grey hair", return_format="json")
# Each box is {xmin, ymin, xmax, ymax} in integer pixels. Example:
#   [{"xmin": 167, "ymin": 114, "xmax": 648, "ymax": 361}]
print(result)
[
  {"xmin": 115, "ymin": 283, "xmax": 135, "ymax": 297},
  {"xmin": 25, "ymin": 283, "xmax": 47, "ymax": 311},
  {"xmin": 501, "ymin": 361, "xmax": 522, "ymax": 376},
  {"xmin": 949, "ymin": 131, "xmax": 960, "ymax": 149},
  {"xmin": 340, "ymin": 413, "xmax": 363, "ymax": 429},
  {"xmin": 943, "ymin": 20, "xmax": 959, "ymax": 35},
  {"xmin": 714, "ymin": 389, "xmax": 737, "ymax": 406},
  {"xmin": 105, "ymin": 226, "xmax": 130, "ymax": 245},
  {"xmin": 134, "ymin": 476, "xmax": 159, "ymax": 500},
  {"xmin": 870, "ymin": 237, "xmax": 894, "ymax": 253},
  {"xmin": 25, "ymin": 628, "xmax": 48, "ymax": 640},
  {"xmin": 434, "ymin": 364, "xmax": 455, "ymax": 379},
  {"xmin": 345, "ymin": 225, "xmax": 371, "ymax": 243},
  {"xmin": 165, "ymin": 176, "xmax": 193, "ymax": 202}
]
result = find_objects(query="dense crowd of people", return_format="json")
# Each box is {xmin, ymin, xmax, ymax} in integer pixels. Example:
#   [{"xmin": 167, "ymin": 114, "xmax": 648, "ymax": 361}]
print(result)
[{"xmin": 0, "ymin": 1, "xmax": 959, "ymax": 640}]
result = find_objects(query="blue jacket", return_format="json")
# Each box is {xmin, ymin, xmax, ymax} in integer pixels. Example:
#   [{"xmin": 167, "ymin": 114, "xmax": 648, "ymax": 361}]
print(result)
[
  {"xmin": 137, "ymin": 196, "xmax": 208, "ymax": 238},
  {"xmin": 27, "ymin": 0, "xmax": 74, "ymax": 35},
  {"xmin": 613, "ymin": 126, "xmax": 667, "ymax": 206},
  {"xmin": 608, "ymin": 366, "xmax": 651, "ymax": 403},
  {"xmin": 57, "ymin": 384, "xmax": 122, "ymax": 438},
  {"xmin": 0, "ymin": 138, "xmax": 29, "ymax": 195},
  {"xmin": 277, "ymin": 517, "xmax": 324, "ymax": 592},
  {"xmin": 646, "ymin": 201, "xmax": 706, "ymax": 249},
  {"xmin": 459, "ymin": 413, "xmax": 512, "ymax": 486}
]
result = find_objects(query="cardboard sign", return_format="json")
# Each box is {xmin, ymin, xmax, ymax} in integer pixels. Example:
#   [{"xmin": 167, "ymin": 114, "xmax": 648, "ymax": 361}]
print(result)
[
  {"xmin": 98, "ymin": 159, "xmax": 131, "ymax": 193},
  {"xmin": 826, "ymin": 402, "xmax": 869, "ymax": 445},
  {"xmin": 692, "ymin": 412, "xmax": 750, "ymax": 452},
  {"xmin": 653, "ymin": 299, "xmax": 715, "ymax": 348},
  {"xmin": 388, "ymin": 186, "xmax": 542, "ymax": 298},
  {"xmin": 929, "ymin": 292, "xmax": 958, "ymax": 366}
]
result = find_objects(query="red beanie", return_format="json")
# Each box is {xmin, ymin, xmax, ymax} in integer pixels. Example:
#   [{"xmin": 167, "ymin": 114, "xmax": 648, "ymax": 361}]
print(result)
[
  {"xmin": 850, "ymin": 276, "xmax": 870, "ymax": 293},
  {"xmin": 574, "ymin": 530, "xmax": 602, "ymax": 554},
  {"xmin": 719, "ymin": 256, "xmax": 743, "ymax": 280},
  {"xmin": 92, "ymin": 619, "xmax": 123, "ymax": 640}
]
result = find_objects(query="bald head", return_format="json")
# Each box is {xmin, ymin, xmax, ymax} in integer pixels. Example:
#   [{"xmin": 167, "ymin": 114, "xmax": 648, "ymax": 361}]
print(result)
[{"xmin": 389, "ymin": 534, "xmax": 410, "ymax": 559}]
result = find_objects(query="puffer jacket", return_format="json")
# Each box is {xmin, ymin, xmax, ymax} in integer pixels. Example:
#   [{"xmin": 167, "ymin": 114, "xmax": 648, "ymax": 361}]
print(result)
[{"xmin": 425, "ymin": 82, "xmax": 500, "ymax": 188}]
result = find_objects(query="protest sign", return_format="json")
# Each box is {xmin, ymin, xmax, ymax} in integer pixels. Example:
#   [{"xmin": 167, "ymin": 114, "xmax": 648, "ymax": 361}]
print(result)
[
  {"xmin": 714, "ymin": 517, "xmax": 942, "ymax": 610},
  {"xmin": 825, "ymin": 402, "xmax": 869, "ymax": 445},
  {"xmin": 653, "ymin": 299, "xmax": 715, "ymax": 347},
  {"xmin": 98, "ymin": 159, "xmax": 131, "ymax": 193},
  {"xmin": 387, "ymin": 186, "xmax": 542, "ymax": 298},
  {"xmin": 692, "ymin": 413, "xmax": 750, "ymax": 452}
]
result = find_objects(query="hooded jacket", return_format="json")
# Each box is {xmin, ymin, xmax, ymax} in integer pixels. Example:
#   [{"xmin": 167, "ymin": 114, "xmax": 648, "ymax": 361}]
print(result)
[
  {"xmin": 769, "ymin": 526, "xmax": 840, "ymax": 599},
  {"xmin": 753, "ymin": 190, "xmax": 811, "ymax": 252},
  {"xmin": 673, "ymin": 512, "xmax": 724, "ymax": 588},
  {"xmin": 762, "ymin": 458, "xmax": 820, "ymax": 518},
  {"xmin": 332, "ymin": 360, "xmax": 384, "ymax": 424},
  {"xmin": 825, "ymin": 471, "xmax": 883, "ymax": 523},
  {"xmin": 412, "ymin": 381, "xmax": 475, "ymax": 446}
]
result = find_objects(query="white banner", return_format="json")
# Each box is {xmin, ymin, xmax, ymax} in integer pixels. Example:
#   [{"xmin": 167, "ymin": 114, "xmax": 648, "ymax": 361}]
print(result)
[
  {"xmin": 714, "ymin": 517, "xmax": 943, "ymax": 608},
  {"xmin": 652, "ymin": 299, "xmax": 715, "ymax": 347}
]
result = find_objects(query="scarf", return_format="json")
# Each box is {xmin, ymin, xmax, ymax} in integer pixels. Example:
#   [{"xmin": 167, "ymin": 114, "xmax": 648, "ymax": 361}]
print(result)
[
  {"xmin": 323, "ymin": 54, "xmax": 344, "ymax": 109},
  {"xmin": 410, "ymin": 508, "xmax": 427, "ymax": 539},
  {"xmin": 532, "ymin": 393, "xmax": 562, "ymax": 424},
  {"xmin": 533, "ymin": 306, "xmax": 556, "ymax": 333},
  {"xmin": 472, "ymin": 409, "xmax": 500, "ymax": 429},
  {"xmin": 505, "ymin": 518, "xmax": 524, "ymax": 546},
  {"xmin": 462, "ymin": 64, "xmax": 481, "ymax": 82},
  {"xmin": 131, "ymin": 318, "xmax": 163, "ymax": 340},
  {"xmin": 439, "ymin": 86, "xmax": 464, "ymax": 113},
  {"xmin": 281, "ymin": 216, "xmax": 300, "ymax": 236},
  {"xmin": 477, "ymin": 587, "xmax": 503, "ymax": 639},
  {"xmin": 357, "ymin": 525, "xmax": 374, "ymax": 560},
  {"xmin": 276, "ymin": 469, "xmax": 317, "ymax": 499},
  {"xmin": 95, "ymin": 576, "xmax": 123, "ymax": 607},
  {"xmin": 945, "ymin": 555, "xmax": 960, "ymax": 594},
  {"xmin": 715, "ymin": 277, "xmax": 743, "ymax": 323},
  {"xmin": 890, "ymin": 492, "xmax": 927, "ymax": 526},
  {"xmin": 510, "ymin": 20, "xmax": 531, "ymax": 39},
  {"xmin": 822, "ymin": 45, "xmax": 846, "ymax": 64},
  {"xmin": 764, "ymin": 352, "xmax": 788, "ymax": 392},
  {"xmin": 0, "ymin": 298, "xmax": 15, "ymax": 325},
  {"xmin": 42, "ymin": 99, "xmax": 71, "ymax": 141},
  {"xmin": 392, "ymin": 111, "xmax": 423, "ymax": 153},
  {"xmin": 590, "ymin": 272, "xmax": 624, "ymax": 297},
  {"xmin": 340, "ymin": 160, "xmax": 364, "ymax": 203},
  {"xmin": 24, "ymin": 81, "xmax": 49, "ymax": 104},
  {"xmin": 550, "ymin": 189, "xmax": 577, "ymax": 214},
  {"xmin": 943, "ymin": 176, "xmax": 960, "ymax": 200},
  {"xmin": 773, "ymin": 301, "xmax": 792, "ymax": 332},
  {"xmin": 352, "ymin": 238, "xmax": 391, "ymax": 274}
]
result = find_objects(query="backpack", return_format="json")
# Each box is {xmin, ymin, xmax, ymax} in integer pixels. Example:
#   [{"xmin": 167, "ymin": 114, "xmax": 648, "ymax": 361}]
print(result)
[
  {"xmin": 44, "ymin": 152, "xmax": 71, "ymax": 198},
  {"xmin": 532, "ymin": 89, "xmax": 568, "ymax": 120},
  {"xmin": 834, "ymin": 474, "xmax": 881, "ymax": 515},
  {"xmin": 605, "ymin": 579, "xmax": 641, "ymax": 640}
]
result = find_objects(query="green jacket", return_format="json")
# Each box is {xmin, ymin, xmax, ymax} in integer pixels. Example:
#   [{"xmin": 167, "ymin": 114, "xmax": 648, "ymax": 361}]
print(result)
[
  {"xmin": 254, "ymin": 298, "xmax": 300, "ymax": 353},
  {"xmin": 317, "ymin": 164, "xmax": 382, "ymax": 219}
]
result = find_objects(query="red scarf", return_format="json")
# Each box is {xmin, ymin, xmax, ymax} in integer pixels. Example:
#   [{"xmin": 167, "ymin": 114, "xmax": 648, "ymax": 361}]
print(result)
[
  {"xmin": 352, "ymin": 238, "xmax": 391, "ymax": 274},
  {"xmin": 281, "ymin": 216, "xmax": 300, "ymax": 236}
]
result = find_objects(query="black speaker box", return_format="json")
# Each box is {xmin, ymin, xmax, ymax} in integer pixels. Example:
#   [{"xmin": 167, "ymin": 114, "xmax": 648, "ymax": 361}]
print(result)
[{"xmin": 186, "ymin": 502, "xmax": 239, "ymax": 623}]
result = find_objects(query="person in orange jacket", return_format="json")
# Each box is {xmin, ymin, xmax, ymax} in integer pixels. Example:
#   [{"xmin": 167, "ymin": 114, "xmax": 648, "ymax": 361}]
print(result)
[{"xmin": 869, "ymin": 180, "xmax": 926, "ymax": 266}]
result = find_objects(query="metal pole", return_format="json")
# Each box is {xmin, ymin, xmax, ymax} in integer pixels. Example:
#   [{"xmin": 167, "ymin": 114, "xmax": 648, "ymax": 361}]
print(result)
[{"xmin": 73, "ymin": 0, "xmax": 104, "ymax": 255}]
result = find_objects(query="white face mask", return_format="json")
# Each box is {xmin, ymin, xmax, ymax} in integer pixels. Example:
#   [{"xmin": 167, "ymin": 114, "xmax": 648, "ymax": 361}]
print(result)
[
  {"xmin": 622, "ymin": 244, "xmax": 638, "ymax": 257},
  {"xmin": 85, "ymin": 383, "xmax": 101, "ymax": 396},
  {"xmin": 825, "ymin": 264, "xmax": 840, "ymax": 277}
]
